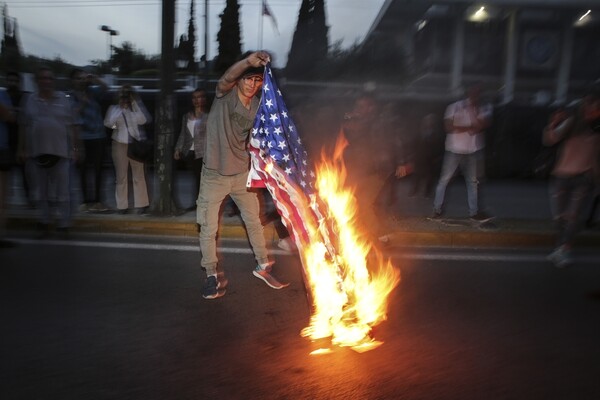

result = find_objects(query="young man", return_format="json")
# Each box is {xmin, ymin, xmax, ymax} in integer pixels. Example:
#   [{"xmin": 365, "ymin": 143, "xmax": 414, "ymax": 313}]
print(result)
[
  {"xmin": 197, "ymin": 51, "xmax": 288, "ymax": 299},
  {"xmin": 431, "ymin": 83, "xmax": 493, "ymax": 222}
]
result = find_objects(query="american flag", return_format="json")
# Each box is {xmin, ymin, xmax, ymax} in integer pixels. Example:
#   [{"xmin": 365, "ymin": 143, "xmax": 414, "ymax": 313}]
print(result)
[{"xmin": 247, "ymin": 64, "xmax": 321, "ymax": 247}]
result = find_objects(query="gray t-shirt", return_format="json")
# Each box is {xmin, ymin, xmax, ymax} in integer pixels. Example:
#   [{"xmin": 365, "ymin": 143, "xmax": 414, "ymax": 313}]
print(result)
[
  {"xmin": 203, "ymin": 89, "xmax": 259, "ymax": 175},
  {"xmin": 21, "ymin": 91, "xmax": 74, "ymax": 158}
]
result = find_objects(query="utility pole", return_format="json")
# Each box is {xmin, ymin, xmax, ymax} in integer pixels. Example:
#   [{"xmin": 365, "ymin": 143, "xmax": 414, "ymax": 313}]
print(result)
[{"xmin": 152, "ymin": 0, "xmax": 177, "ymax": 215}]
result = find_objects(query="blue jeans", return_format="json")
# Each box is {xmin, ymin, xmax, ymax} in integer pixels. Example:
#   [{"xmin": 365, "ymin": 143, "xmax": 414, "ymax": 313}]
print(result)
[
  {"xmin": 433, "ymin": 150, "xmax": 481, "ymax": 216},
  {"xmin": 551, "ymin": 172, "xmax": 594, "ymax": 248}
]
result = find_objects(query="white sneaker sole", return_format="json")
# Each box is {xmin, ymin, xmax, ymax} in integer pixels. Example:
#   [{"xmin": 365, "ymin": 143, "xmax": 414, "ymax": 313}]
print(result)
[{"xmin": 252, "ymin": 270, "xmax": 289, "ymax": 289}]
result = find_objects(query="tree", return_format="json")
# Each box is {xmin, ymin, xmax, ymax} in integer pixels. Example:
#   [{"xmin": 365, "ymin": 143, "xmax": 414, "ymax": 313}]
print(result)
[
  {"xmin": 176, "ymin": 0, "xmax": 197, "ymax": 72},
  {"xmin": 1, "ymin": 4, "xmax": 21, "ymax": 72},
  {"xmin": 286, "ymin": 0, "xmax": 329, "ymax": 79},
  {"xmin": 214, "ymin": 0, "xmax": 242, "ymax": 75},
  {"xmin": 111, "ymin": 41, "xmax": 158, "ymax": 75}
]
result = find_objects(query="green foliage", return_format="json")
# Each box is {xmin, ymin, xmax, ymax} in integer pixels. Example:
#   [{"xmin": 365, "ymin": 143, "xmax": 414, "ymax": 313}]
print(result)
[
  {"xmin": 286, "ymin": 0, "xmax": 329, "ymax": 79},
  {"xmin": 131, "ymin": 69, "xmax": 159, "ymax": 77},
  {"xmin": 111, "ymin": 42, "xmax": 159, "ymax": 75},
  {"xmin": 18, "ymin": 54, "xmax": 75, "ymax": 76},
  {"xmin": 214, "ymin": 0, "xmax": 242, "ymax": 75},
  {"xmin": 176, "ymin": 0, "xmax": 197, "ymax": 73}
]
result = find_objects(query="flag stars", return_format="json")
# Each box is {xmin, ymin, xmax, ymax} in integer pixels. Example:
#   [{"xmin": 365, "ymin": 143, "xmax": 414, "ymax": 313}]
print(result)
[
  {"xmin": 265, "ymin": 99, "xmax": 273, "ymax": 108},
  {"xmin": 273, "ymin": 127, "xmax": 282, "ymax": 135},
  {"xmin": 281, "ymin": 111, "xmax": 288, "ymax": 119},
  {"xmin": 282, "ymin": 154, "xmax": 290, "ymax": 162},
  {"xmin": 278, "ymin": 141, "xmax": 287, "ymax": 150},
  {"xmin": 285, "ymin": 167, "xmax": 292, "ymax": 175},
  {"xmin": 270, "ymin": 113, "xmax": 278, "ymax": 123}
]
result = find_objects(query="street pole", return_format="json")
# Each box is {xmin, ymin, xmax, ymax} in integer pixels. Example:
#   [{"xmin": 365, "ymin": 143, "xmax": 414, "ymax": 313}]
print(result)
[{"xmin": 152, "ymin": 0, "xmax": 177, "ymax": 215}]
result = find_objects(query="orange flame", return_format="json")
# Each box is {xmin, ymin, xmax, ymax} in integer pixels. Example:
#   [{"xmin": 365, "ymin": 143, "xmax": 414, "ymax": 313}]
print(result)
[{"xmin": 300, "ymin": 134, "xmax": 401, "ymax": 352}]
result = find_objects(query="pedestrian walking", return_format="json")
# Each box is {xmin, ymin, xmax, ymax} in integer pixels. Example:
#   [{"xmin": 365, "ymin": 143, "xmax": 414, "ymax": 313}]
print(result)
[
  {"xmin": 197, "ymin": 51, "xmax": 288, "ymax": 299},
  {"xmin": 431, "ymin": 83, "xmax": 493, "ymax": 222},
  {"xmin": 543, "ymin": 85, "xmax": 600, "ymax": 267}
]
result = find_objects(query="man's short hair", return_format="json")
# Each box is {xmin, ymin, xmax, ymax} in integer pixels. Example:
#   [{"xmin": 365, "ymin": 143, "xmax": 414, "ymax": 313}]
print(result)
[{"xmin": 241, "ymin": 66, "xmax": 264, "ymax": 78}]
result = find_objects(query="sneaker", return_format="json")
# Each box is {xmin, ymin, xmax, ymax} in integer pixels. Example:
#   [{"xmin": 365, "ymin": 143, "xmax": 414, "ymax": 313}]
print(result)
[
  {"xmin": 546, "ymin": 247, "xmax": 573, "ymax": 268},
  {"xmin": 253, "ymin": 265, "xmax": 289, "ymax": 289},
  {"xmin": 470, "ymin": 211, "xmax": 494, "ymax": 223},
  {"xmin": 135, "ymin": 207, "xmax": 150, "ymax": 215},
  {"xmin": 277, "ymin": 237, "xmax": 297, "ymax": 253},
  {"xmin": 202, "ymin": 275, "xmax": 226, "ymax": 299},
  {"xmin": 429, "ymin": 210, "xmax": 443, "ymax": 220},
  {"xmin": 89, "ymin": 202, "xmax": 109, "ymax": 212}
]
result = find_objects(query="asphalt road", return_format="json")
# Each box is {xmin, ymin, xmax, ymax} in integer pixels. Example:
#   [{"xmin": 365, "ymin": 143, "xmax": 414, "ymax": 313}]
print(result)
[{"xmin": 1, "ymin": 235, "xmax": 599, "ymax": 400}]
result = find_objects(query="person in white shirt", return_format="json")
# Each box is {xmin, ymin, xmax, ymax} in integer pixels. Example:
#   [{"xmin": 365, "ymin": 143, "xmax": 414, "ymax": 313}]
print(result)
[
  {"xmin": 431, "ymin": 83, "xmax": 493, "ymax": 221},
  {"xmin": 104, "ymin": 85, "xmax": 150, "ymax": 214}
]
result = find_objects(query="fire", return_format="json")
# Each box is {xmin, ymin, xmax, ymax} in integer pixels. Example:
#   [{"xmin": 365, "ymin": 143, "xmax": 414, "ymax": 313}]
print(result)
[{"xmin": 300, "ymin": 135, "xmax": 401, "ymax": 352}]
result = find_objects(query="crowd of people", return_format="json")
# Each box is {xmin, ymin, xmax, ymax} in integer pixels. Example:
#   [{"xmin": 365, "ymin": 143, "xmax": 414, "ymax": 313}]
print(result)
[{"xmin": 0, "ymin": 62, "xmax": 598, "ymax": 278}]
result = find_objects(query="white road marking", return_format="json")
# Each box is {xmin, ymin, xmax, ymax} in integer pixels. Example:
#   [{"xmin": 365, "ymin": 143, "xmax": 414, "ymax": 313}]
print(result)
[
  {"xmin": 11, "ymin": 238, "xmax": 287, "ymax": 255},
  {"xmin": 10, "ymin": 238, "xmax": 600, "ymax": 263}
]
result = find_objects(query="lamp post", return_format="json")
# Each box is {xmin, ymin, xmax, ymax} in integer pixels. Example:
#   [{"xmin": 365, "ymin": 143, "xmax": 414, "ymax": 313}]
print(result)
[{"xmin": 100, "ymin": 25, "xmax": 119, "ymax": 65}]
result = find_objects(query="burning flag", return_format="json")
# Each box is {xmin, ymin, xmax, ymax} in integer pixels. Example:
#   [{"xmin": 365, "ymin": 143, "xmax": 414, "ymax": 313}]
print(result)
[{"xmin": 248, "ymin": 65, "xmax": 400, "ymax": 352}]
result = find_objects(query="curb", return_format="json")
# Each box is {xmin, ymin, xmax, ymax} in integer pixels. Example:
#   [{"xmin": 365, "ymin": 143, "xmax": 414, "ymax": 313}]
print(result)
[{"xmin": 7, "ymin": 213, "xmax": 600, "ymax": 249}]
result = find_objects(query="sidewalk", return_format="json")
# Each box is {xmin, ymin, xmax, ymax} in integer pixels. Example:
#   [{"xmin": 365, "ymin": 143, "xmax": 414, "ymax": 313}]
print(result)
[{"xmin": 4, "ymin": 168, "xmax": 600, "ymax": 249}]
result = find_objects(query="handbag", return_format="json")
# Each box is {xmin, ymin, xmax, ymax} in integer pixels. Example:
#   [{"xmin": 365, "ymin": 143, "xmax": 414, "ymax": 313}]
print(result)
[
  {"xmin": 122, "ymin": 113, "xmax": 153, "ymax": 163},
  {"xmin": 128, "ymin": 137, "xmax": 153, "ymax": 163}
]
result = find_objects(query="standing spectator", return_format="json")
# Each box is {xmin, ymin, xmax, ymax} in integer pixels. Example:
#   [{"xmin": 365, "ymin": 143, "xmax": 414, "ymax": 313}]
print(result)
[
  {"xmin": 104, "ymin": 85, "xmax": 150, "ymax": 215},
  {"xmin": 197, "ymin": 51, "xmax": 288, "ymax": 300},
  {"xmin": 5, "ymin": 71, "xmax": 31, "ymax": 206},
  {"xmin": 69, "ymin": 69, "xmax": 109, "ymax": 213},
  {"xmin": 543, "ymin": 86, "xmax": 600, "ymax": 267},
  {"xmin": 342, "ymin": 94, "xmax": 407, "ymax": 237},
  {"xmin": 431, "ymin": 83, "xmax": 493, "ymax": 221},
  {"xmin": 18, "ymin": 66, "xmax": 79, "ymax": 238},
  {"xmin": 0, "ymin": 85, "xmax": 15, "ymax": 246},
  {"xmin": 410, "ymin": 113, "xmax": 444, "ymax": 198},
  {"xmin": 173, "ymin": 88, "xmax": 208, "ymax": 210}
]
